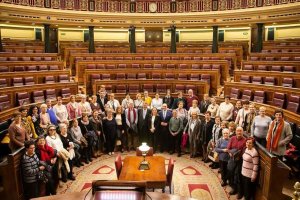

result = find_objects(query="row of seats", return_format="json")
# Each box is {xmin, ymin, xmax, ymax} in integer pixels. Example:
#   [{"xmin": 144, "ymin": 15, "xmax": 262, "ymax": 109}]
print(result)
[
  {"xmin": 0, "ymin": 56, "xmax": 55, "ymax": 61},
  {"xmin": 239, "ymin": 76, "xmax": 294, "ymax": 88},
  {"xmin": 90, "ymin": 73, "xmax": 211, "ymax": 83},
  {"xmin": 0, "ymin": 88, "xmax": 72, "ymax": 111},
  {"xmin": 243, "ymin": 65, "xmax": 296, "ymax": 72},
  {"xmin": 0, "ymin": 65, "xmax": 60, "ymax": 72},
  {"xmin": 230, "ymin": 88, "xmax": 299, "ymax": 113},
  {"xmin": 262, "ymin": 49, "xmax": 300, "ymax": 53},
  {"xmin": 3, "ymin": 49, "xmax": 44, "ymax": 53},
  {"xmin": 98, "ymin": 84, "xmax": 199, "ymax": 94},
  {"xmin": 74, "ymin": 56, "xmax": 232, "ymax": 61},
  {"xmin": 85, "ymin": 63, "xmax": 221, "ymax": 70},
  {"xmin": 0, "ymin": 75, "xmax": 70, "ymax": 88},
  {"xmin": 249, "ymin": 56, "xmax": 300, "ymax": 61}
]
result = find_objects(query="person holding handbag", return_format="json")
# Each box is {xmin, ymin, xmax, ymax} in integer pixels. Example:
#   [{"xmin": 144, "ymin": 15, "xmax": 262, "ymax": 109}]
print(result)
[
  {"xmin": 227, "ymin": 126, "xmax": 246, "ymax": 199},
  {"xmin": 215, "ymin": 128, "xmax": 230, "ymax": 187}
]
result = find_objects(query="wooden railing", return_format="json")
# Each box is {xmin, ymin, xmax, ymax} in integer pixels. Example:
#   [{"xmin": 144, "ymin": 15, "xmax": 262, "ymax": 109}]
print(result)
[{"xmin": 0, "ymin": 0, "xmax": 297, "ymax": 13}]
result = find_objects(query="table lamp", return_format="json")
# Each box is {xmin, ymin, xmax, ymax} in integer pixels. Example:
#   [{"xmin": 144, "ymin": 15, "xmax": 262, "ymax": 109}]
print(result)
[{"xmin": 138, "ymin": 143, "xmax": 150, "ymax": 170}]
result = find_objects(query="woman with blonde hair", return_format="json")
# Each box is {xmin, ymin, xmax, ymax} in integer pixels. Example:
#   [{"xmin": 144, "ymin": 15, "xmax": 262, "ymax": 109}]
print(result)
[
  {"xmin": 134, "ymin": 93, "xmax": 144, "ymax": 109},
  {"xmin": 40, "ymin": 104, "xmax": 51, "ymax": 135},
  {"xmin": 115, "ymin": 106, "xmax": 127, "ymax": 152}
]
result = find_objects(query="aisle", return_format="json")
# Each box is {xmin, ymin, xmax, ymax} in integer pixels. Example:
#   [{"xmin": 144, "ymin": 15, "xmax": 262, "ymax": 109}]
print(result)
[{"xmin": 57, "ymin": 152, "xmax": 230, "ymax": 200}]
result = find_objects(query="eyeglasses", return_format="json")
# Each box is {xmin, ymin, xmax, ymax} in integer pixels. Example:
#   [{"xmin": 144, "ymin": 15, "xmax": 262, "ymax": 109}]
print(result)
[{"xmin": 49, "ymin": 129, "xmax": 56, "ymax": 131}]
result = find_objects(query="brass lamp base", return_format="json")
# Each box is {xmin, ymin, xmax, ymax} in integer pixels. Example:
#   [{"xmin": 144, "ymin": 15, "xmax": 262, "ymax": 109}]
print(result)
[{"xmin": 139, "ymin": 160, "xmax": 150, "ymax": 170}]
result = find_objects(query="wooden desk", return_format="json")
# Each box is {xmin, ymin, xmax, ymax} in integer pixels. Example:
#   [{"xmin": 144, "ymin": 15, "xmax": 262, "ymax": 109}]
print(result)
[
  {"xmin": 33, "ymin": 191, "xmax": 196, "ymax": 200},
  {"xmin": 119, "ymin": 156, "xmax": 166, "ymax": 189}
]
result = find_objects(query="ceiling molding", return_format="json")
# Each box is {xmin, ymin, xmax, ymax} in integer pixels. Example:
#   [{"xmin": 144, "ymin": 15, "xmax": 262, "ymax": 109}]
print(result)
[{"xmin": 0, "ymin": 2, "xmax": 300, "ymax": 27}]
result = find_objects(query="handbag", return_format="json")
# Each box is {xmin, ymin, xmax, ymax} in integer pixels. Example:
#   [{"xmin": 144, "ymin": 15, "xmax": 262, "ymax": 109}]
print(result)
[
  {"xmin": 37, "ymin": 170, "xmax": 48, "ymax": 183},
  {"xmin": 227, "ymin": 157, "xmax": 237, "ymax": 172},
  {"xmin": 80, "ymin": 137, "xmax": 88, "ymax": 147},
  {"xmin": 181, "ymin": 133, "xmax": 189, "ymax": 148},
  {"xmin": 208, "ymin": 151, "xmax": 219, "ymax": 162}
]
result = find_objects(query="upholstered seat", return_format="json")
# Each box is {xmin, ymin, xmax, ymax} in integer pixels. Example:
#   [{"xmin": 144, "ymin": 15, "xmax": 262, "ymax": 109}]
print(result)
[
  {"xmin": 101, "ymin": 74, "xmax": 111, "ymax": 80},
  {"xmin": 240, "ymin": 75, "xmax": 251, "ymax": 83},
  {"xmin": 202, "ymin": 64, "xmax": 211, "ymax": 70},
  {"xmin": 252, "ymin": 76, "xmax": 263, "ymax": 84},
  {"xmin": 165, "ymin": 73, "xmax": 175, "ymax": 80},
  {"xmin": 0, "ymin": 79, "xmax": 7, "ymax": 88},
  {"xmin": 282, "ymin": 78, "xmax": 293, "ymax": 87},
  {"xmin": 272, "ymin": 92, "xmax": 285, "ymax": 108},
  {"xmin": 143, "ymin": 84, "xmax": 153, "ymax": 92},
  {"xmin": 24, "ymin": 77, "xmax": 35, "ymax": 85},
  {"xmin": 286, "ymin": 95, "xmax": 300, "ymax": 113},
  {"xmin": 13, "ymin": 78, "xmax": 24, "ymax": 86},
  {"xmin": 61, "ymin": 88, "xmax": 71, "ymax": 98},
  {"xmin": 264, "ymin": 77, "xmax": 276, "ymax": 85},
  {"xmin": 230, "ymin": 88, "xmax": 240, "ymax": 99},
  {"xmin": 33, "ymin": 91, "xmax": 45, "ymax": 103},
  {"xmin": 242, "ymin": 90, "xmax": 252, "ymax": 101},
  {"xmin": 190, "ymin": 74, "xmax": 200, "ymax": 80},
  {"xmin": 17, "ymin": 92, "xmax": 31, "ymax": 106},
  {"xmin": 152, "ymin": 73, "xmax": 161, "ymax": 79},
  {"xmin": 58, "ymin": 75, "xmax": 69, "ymax": 82},
  {"xmin": 49, "ymin": 65, "xmax": 59, "ymax": 70},
  {"xmin": 45, "ymin": 76, "xmax": 55, "ymax": 83},
  {"xmin": 45, "ymin": 89, "xmax": 56, "ymax": 101},
  {"xmin": 128, "ymin": 85, "xmax": 139, "ymax": 93},
  {"xmin": 253, "ymin": 91, "xmax": 265, "ymax": 103},
  {"xmin": 116, "ymin": 73, "xmax": 126, "ymax": 80},
  {"xmin": 0, "ymin": 95, "xmax": 11, "ymax": 111},
  {"xmin": 116, "ymin": 85, "xmax": 127, "ymax": 93},
  {"xmin": 201, "ymin": 74, "xmax": 211, "ymax": 83},
  {"xmin": 87, "ymin": 64, "xmax": 96, "ymax": 69},
  {"xmin": 244, "ymin": 65, "xmax": 253, "ymax": 70},
  {"xmin": 156, "ymin": 84, "xmax": 167, "ymax": 93}
]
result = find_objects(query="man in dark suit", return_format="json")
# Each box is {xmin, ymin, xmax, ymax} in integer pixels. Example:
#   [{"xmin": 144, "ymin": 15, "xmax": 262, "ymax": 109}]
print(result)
[
  {"xmin": 158, "ymin": 103, "xmax": 172, "ymax": 152},
  {"xmin": 97, "ymin": 90, "xmax": 108, "ymax": 113},
  {"xmin": 200, "ymin": 111, "xmax": 215, "ymax": 162},
  {"xmin": 138, "ymin": 102, "xmax": 151, "ymax": 144}
]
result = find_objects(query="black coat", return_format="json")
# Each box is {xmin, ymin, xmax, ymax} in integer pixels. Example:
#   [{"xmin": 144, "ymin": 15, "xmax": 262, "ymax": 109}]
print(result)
[{"xmin": 200, "ymin": 119, "xmax": 215, "ymax": 145}]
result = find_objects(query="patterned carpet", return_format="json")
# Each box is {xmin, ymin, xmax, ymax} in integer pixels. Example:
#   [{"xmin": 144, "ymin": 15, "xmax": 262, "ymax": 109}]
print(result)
[{"xmin": 57, "ymin": 152, "xmax": 230, "ymax": 200}]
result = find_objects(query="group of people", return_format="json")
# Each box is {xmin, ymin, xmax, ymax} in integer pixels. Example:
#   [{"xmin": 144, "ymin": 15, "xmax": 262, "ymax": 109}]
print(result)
[{"xmin": 7, "ymin": 86, "xmax": 293, "ymax": 200}]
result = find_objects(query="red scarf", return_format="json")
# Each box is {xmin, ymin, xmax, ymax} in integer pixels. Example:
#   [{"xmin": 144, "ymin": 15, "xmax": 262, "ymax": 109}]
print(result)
[
  {"xmin": 38, "ymin": 144, "xmax": 55, "ymax": 162},
  {"xmin": 266, "ymin": 119, "xmax": 284, "ymax": 152},
  {"xmin": 127, "ymin": 108, "xmax": 137, "ymax": 123}
]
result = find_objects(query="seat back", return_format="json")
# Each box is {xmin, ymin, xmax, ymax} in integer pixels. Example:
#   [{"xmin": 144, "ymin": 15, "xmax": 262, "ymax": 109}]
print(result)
[
  {"xmin": 178, "ymin": 74, "xmax": 188, "ymax": 80},
  {"xmin": 257, "ymin": 65, "xmax": 267, "ymax": 71},
  {"xmin": 175, "ymin": 85, "xmax": 185, "ymax": 92},
  {"xmin": 118, "ymin": 64, "xmax": 127, "ymax": 69},
  {"xmin": 45, "ymin": 76, "xmax": 55, "ymax": 83},
  {"xmin": 153, "ymin": 64, "xmax": 162, "ymax": 69},
  {"xmin": 59, "ymin": 75, "xmax": 69, "ymax": 82},
  {"xmin": 97, "ymin": 64, "xmax": 105, "ymax": 69},
  {"xmin": 165, "ymin": 73, "xmax": 175, "ymax": 80},
  {"xmin": 127, "ymin": 73, "xmax": 136, "ymax": 79},
  {"xmin": 287, "ymin": 95, "xmax": 300, "ymax": 113},
  {"xmin": 17, "ymin": 92, "xmax": 30, "ymax": 106},
  {"xmin": 271, "ymin": 65, "xmax": 282, "ymax": 72},
  {"xmin": 252, "ymin": 76, "xmax": 262, "ymax": 84},
  {"xmin": 0, "ymin": 79, "xmax": 7, "ymax": 88},
  {"xmin": 282, "ymin": 78, "xmax": 293, "ymax": 87},
  {"xmin": 101, "ymin": 74, "xmax": 111, "ymax": 80},
  {"xmin": 0, "ymin": 95, "xmax": 11, "ymax": 111},
  {"xmin": 128, "ymin": 85, "xmax": 139, "ymax": 93},
  {"xmin": 0, "ymin": 66, "xmax": 8, "ymax": 72},
  {"xmin": 272, "ymin": 92, "xmax": 285, "ymax": 108},
  {"xmin": 39, "ymin": 65, "xmax": 48, "ymax": 71},
  {"xmin": 87, "ymin": 64, "xmax": 96, "ymax": 69},
  {"xmin": 240, "ymin": 75, "xmax": 251, "ymax": 83},
  {"xmin": 116, "ymin": 73, "xmax": 126, "ymax": 80},
  {"xmin": 190, "ymin": 74, "xmax": 199, "ymax": 80},
  {"xmin": 156, "ymin": 84, "xmax": 167, "ymax": 93},
  {"xmin": 137, "ymin": 73, "xmax": 146, "ymax": 80},
  {"xmin": 242, "ymin": 90, "xmax": 252, "ymax": 101},
  {"xmin": 230, "ymin": 88, "xmax": 240, "ymax": 99},
  {"xmin": 253, "ymin": 91, "xmax": 265, "ymax": 103},
  {"xmin": 167, "ymin": 64, "xmax": 175, "ymax": 69},
  {"xmin": 49, "ymin": 65, "xmax": 59, "ymax": 70},
  {"xmin": 61, "ymin": 88, "xmax": 71, "ymax": 98},
  {"xmin": 24, "ymin": 77, "xmax": 35, "ymax": 85},
  {"xmin": 283, "ymin": 66, "xmax": 294, "ymax": 72},
  {"xmin": 13, "ymin": 77, "xmax": 24, "ymax": 86},
  {"xmin": 191, "ymin": 64, "xmax": 200, "ymax": 69},
  {"xmin": 244, "ymin": 65, "xmax": 253, "ymax": 70},
  {"xmin": 264, "ymin": 77, "xmax": 275, "ymax": 85},
  {"xmin": 143, "ymin": 84, "xmax": 153, "ymax": 92},
  {"xmin": 136, "ymin": 147, "xmax": 154, "ymax": 156},
  {"xmin": 144, "ymin": 64, "xmax": 152, "ymax": 69},
  {"xmin": 202, "ymin": 64, "xmax": 211, "ymax": 70},
  {"xmin": 45, "ymin": 89, "xmax": 56, "ymax": 101},
  {"xmin": 27, "ymin": 65, "xmax": 37, "ymax": 71},
  {"xmin": 114, "ymin": 155, "xmax": 122, "ymax": 179},
  {"xmin": 14, "ymin": 66, "xmax": 25, "ymax": 72},
  {"xmin": 33, "ymin": 91, "xmax": 45, "ymax": 103},
  {"xmin": 152, "ymin": 73, "xmax": 161, "ymax": 79}
]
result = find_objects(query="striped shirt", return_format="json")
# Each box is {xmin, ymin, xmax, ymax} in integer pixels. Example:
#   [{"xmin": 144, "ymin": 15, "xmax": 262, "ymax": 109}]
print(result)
[
  {"xmin": 21, "ymin": 153, "xmax": 40, "ymax": 183},
  {"xmin": 242, "ymin": 148, "xmax": 259, "ymax": 180}
]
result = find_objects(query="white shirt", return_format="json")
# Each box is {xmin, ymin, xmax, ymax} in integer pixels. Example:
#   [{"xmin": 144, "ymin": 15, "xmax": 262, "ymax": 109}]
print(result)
[
  {"xmin": 217, "ymin": 102, "xmax": 234, "ymax": 121},
  {"xmin": 151, "ymin": 98, "xmax": 163, "ymax": 110},
  {"xmin": 151, "ymin": 116, "xmax": 156, "ymax": 129},
  {"xmin": 107, "ymin": 99, "xmax": 120, "ymax": 111},
  {"xmin": 46, "ymin": 134, "xmax": 64, "ymax": 152},
  {"xmin": 235, "ymin": 108, "xmax": 250, "ymax": 127},
  {"xmin": 121, "ymin": 98, "xmax": 134, "ymax": 109},
  {"xmin": 53, "ymin": 104, "xmax": 69, "ymax": 122},
  {"xmin": 188, "ymin": 107, "xmax": 200, "ymax": 120}
]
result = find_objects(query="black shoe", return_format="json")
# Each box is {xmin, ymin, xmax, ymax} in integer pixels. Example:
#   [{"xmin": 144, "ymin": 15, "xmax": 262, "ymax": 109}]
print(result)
[
  {"xmin": 85, "ymin": 160, "xmax": 90, "ymax": 164},
  {"xmin": 80, "ymin": 162, "xmax": 84, "ymax": 166},
  {"xmin": 204, "ymin": 159, "xmax": 210, "ymax": 163},
  {"xmin": 229, "ymin": 190, "xmax": 237, "ymax": 195},
  {"xmin": 209, "ymin": 163, "xmax": 214, "ymax": 168},
  {"xmin": 62, "ymin": 178, "xmax": 67, "ymax": 183},
  {"xmin": 212, "ymin": 165, "xmax": 219, "ymax": 169},
  {"xmin": 177, "ymin": 153, "xmax": 181, "ymax": 157},
  {"xmin": 221, "ymin": 181, "xmax": 227, "ymax": 187},
  {"xmin": 237, "ymin": 194, "xmax": 243, "ymax": 199},
  {"xmin": 169, "ymin": 151, "xmax": 174, "ymax": 155},
  {"xmin": 68, "ymin": 175, "xmax": 76, "ymax": 181}
]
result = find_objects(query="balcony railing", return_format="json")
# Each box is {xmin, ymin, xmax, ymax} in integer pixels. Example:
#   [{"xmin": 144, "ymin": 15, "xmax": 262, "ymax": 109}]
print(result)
[{"xmin": 0, "ymin": 0, "xmax": 298, "ymax": 13}]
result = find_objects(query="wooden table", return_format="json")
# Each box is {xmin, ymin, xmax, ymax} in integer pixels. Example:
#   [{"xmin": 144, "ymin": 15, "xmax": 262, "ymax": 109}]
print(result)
[{"xmin": 119, "ymin": 156, "xmax": 167, "ymax": 189}]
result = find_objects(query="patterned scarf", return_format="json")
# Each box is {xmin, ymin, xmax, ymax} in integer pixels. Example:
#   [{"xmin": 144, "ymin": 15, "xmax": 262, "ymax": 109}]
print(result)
[{"xmin": 267, "ymin": 119, "xmax": 284, "ymax": 152}]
